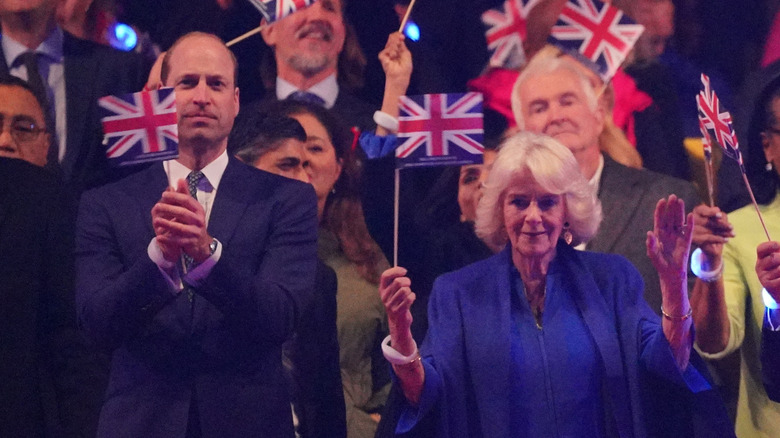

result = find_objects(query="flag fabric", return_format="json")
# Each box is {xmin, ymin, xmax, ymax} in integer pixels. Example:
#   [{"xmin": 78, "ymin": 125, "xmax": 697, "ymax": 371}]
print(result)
[
  {"xmin": 697, "ymin": 73, "xmax": 742, "ymax": 165},
  {"xmin": 548, "ymin": 0, "xmax": 644, "ymax": 81},
  {"xmin": 481, "ymin": 0, "xmax": 541, "ymax": 69},
  {"xmin": 247, "ymin": 0, "xmax": 316, "ymax": 23},
  {"xmin": 698, "ymin": 116, "xmax": 713, "ymax": 163},
  {"xmin": 99, "ymin": 88, "xmax": 179, "ymax": 166},
  {"xmin": 396, "ymin": 92, "xmax": 484, "ymax": 169}
]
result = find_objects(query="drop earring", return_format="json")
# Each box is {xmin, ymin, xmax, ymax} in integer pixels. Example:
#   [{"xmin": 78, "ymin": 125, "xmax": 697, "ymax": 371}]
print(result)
[
  {"xmin": 767, "ymin": 161, "xmax": 774, "ymax": 172},
  {"xmin": 562, "ymin": 221, "xmax": 573, "ymax": 245}
]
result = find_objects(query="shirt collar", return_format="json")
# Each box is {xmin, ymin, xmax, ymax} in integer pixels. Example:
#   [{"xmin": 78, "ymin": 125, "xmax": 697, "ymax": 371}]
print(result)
[
  {"xmin": 276, "ymin": 73, "xmax": 339, "ymax": 109},
  {"xmin": 2, "ymin": 26, "xmax": 64, "ymax": 67},
  {"xmin": 165, "ymin": 149, "xmax": 230, "ymax": 191},
  {"xmin": 588, "ymin": 154, "xmax": 605, "ymax": 191}
]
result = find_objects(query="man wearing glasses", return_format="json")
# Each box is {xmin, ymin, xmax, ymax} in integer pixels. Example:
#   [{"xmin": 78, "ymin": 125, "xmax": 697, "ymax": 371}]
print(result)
[{"xmin": 0, "ymin": 75, "xmax": 50, "ymax": 166}]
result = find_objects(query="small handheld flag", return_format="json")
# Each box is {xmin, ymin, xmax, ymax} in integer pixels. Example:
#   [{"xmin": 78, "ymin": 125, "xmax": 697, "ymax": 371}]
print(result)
[
  {"xmin": 548, "ymin": 0, "xmax": 644, "ymax": 82},
  {"xmin": 698, "ymin": 117, "xmax": 715, "ymax": 206},
  {"xmin": 696, "ymin": 73, "xmax": 771, "ymax": 240},
  {"xmin": 247, "ymin": 0, "xmax": 316, "ymax": 24},
  {"xmin": 396, "ymin": 92, "xmax": 485, "ymax": 169},
  {"xmin": 481, "ymin": 0, "xmax": 541, "ymax": 70},
  {"xmin": 99, "ymin": 88, "xmax": 179, "ymax": 166}
]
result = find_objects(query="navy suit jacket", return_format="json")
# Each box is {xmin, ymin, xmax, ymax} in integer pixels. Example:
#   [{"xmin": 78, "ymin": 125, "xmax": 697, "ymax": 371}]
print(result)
[
  {"xmin": 388, "ymin": 243, "xmax": 733, "ymax": 438},
  {"xmin": 75, "ymin": 157, "xmax": 318, "ymax": 438},
  {"xmin": 762, "ymin": 324, "xmax": 780, "ymax": 402}
]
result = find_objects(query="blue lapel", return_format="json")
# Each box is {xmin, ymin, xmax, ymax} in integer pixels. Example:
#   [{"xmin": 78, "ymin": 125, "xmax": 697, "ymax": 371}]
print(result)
[
  {"xmin": 206, "ymin": 157, "xmax": 253, "ymax": 245},
  {"xmin": 555, "ymin": 244, "xmax": 635, "ymax": 438}
]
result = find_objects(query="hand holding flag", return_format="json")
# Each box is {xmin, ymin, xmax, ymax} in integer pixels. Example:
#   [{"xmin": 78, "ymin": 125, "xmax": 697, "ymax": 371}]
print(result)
[{"xmin": 697, "ymin": 73, "xmax": 771, "ymax": 240}]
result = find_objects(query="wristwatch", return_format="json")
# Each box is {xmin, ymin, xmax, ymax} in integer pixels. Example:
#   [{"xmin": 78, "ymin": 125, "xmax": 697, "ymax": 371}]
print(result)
[{"xmin": 209, "ymin": 238, "xmax": 218, "ymax": 256}]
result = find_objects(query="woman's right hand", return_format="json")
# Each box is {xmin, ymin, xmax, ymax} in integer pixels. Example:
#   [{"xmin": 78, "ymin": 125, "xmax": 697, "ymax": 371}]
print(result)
[
  {"xmin": 691, "ymin": 204, "xmax": 734, "ymax": 265},
  {"xmin": 379, "ymin": 266, "xmax": 416, "ymax": 353},
  {"xmin": 378, "ymin": 32, "xmax": 412, "ymax": 97}
]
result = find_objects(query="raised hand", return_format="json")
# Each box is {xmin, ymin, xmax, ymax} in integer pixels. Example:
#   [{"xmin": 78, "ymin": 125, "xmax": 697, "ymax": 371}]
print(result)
[
  {"xmin": 692, "ymin": 204, "xmax": 734, "ymax": 264},
  {"xmin": 378, "ymin": 32, "xmax": 413, "ymax": 95},
  {"xmin": 647, "ymin": 195, "xmax": 694, "ymax": 289},
  {"xmin": 379, "ymin": 266, "xmax": 416, "ymax": 354}
]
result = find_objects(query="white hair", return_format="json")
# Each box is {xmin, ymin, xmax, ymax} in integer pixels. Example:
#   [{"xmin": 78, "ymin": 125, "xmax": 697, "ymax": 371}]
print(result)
[
  {"xmin": 511, "ymin": 54, "xmax": 599, "ymax": 130},
  {"xmin": 475, "ymin": 132, "xmax": 602, "ymax": 249}
]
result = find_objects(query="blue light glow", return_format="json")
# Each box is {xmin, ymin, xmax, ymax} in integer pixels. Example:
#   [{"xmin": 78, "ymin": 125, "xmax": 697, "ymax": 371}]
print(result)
[
  {"xmin": 404, "ymin": 21, "xmax": 420, "ymax": 42},
  {"xmin": 113, "ymin": 24, "xmax": 137, "ymax": 51}
]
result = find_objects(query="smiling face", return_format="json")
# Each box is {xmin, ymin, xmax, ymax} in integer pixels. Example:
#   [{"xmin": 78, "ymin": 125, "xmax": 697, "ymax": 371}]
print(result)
[
  {"xmin": 261, "ymin": 0, "xmax": 346, "ymax": 82},
  {"xmin": 518, "ymin": 68, "xmax": 604, "ymax": 158},
  {"xmin": 165, "ymin": 34, "xmax": 239, "ymax": 152},
  {"xmin": 502, "ymin": 172, "xmax": 566, "ymax": 265}
]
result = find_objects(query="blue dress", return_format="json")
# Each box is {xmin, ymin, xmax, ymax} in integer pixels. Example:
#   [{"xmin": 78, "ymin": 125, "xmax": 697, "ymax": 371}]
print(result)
[{"xmin": 509, "ymin": 264, "xmax": 605, "ymax": 438}]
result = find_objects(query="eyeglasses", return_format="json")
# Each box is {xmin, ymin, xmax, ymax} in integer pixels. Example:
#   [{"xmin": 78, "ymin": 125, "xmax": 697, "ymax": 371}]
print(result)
[{"xmin": 0, "ymin": 116, "xmax": 46, "ymax": 144}]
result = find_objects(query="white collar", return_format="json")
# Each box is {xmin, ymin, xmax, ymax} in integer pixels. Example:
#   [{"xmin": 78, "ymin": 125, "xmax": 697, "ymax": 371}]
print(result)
[
  {"xmin": 276, "ymin": 74, "xmax": 339, "ymax": 109},
  {"xmin": 165, "ymin": 149, "xmax": 229, "ymax": 190},
  {"xmin": 2, "ymin": 26, "xmax": 64, "ymax": 66},
  {"xmin": 588, "ymin": 154, "xmax": 605, "ymax": 191}
]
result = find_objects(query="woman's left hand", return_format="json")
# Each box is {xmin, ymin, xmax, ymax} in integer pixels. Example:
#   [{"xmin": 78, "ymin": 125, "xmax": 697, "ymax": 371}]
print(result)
[
  {"xmin": 378, "ymin": 32, "xmax": 413, "ymax": 98},
  {"xmin": 646, "ymin": 195, "xmax": 694, "ymax": 289}
]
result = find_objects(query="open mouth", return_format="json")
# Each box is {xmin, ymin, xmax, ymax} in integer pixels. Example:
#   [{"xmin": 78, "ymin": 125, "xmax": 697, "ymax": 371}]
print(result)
[{"xmin": 297, "ymin": 23, "xmax": 332, "ymax": 42}]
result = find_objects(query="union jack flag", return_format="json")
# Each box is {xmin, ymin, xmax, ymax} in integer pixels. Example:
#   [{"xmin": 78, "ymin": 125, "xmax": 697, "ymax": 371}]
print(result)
[
  {"xmin": 396, "ymin": 93, "xmax": 484, "ymax": 169},
  {"xmin": 99, "ymin": 88, "xmax": 179, "ymax": 166},
  {"xmin": 247, "ymin": 0, "xmax": 315, "ymax": 23},
  {"xmin": 548, "ymin": 0, "xmax": 644, "ymax": 81},
  {"xmin": 481, "ymin": 0, "xmax": 541, "ymax": 69},
  {"xmin": 697, "ymin": 73, "xmax": 741, "ymax": 165},
  {"xmin": 698, "ymin": 117, "xmax": 713, "ymax": 162}
]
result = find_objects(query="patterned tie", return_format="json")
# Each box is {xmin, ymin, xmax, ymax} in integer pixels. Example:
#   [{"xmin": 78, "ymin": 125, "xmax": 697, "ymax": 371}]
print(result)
[
  {"xmin": 183, "ymin": 170, "xmax": 204, "ymax": 273},
  {"xmin": 286, "ymin": 90, "xmax": 326, "ymax": 107},
  {"xmin": 18, "ymin": 52, "xmax": 58, "ymax": 166}
]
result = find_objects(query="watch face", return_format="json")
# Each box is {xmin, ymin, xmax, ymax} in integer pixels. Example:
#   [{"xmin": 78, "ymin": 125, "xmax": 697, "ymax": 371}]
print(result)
[{"xmin": 210, "ymin": 239, "xmax": 218, "ymax": 254}]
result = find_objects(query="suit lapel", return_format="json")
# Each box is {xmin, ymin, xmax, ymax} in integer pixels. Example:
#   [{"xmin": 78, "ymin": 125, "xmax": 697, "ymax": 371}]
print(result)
[
  {"xmin": 557, "ymin": 245, "xmax": 634, "ymax": 438},
  {"xmin": 467, "ymin": 249, "xmax": 513, "ymax": 437},
  {"xmin": 592, "ymin": 156, "xmax": 641, "ymax": 253},
  {"xmin": 61, "ymin": 34, "xmax": 99, "ymax": 180},
  {"xmin": 207, "ymin": 158, "xmax": 252, "ymax": 244}
]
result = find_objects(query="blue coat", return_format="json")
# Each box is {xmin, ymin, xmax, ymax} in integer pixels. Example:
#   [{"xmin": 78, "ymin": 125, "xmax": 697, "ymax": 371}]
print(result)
[{"xmin": 393, "ymin": 243, "xmax": 733, "ymax": 438}]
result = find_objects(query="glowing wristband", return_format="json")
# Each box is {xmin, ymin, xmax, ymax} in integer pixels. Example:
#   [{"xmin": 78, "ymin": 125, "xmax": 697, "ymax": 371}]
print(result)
[
  {"xmin": 381, "ymin": 335, "xmax": 421, "ymax": 365},
  {"xmin": 763, "ymin": 288, "xmax": 780, "ymax": 310},
  {"xmin": 373, "ymin": 111, "xmax": 399, "ymax": 133},
  {"xmin": 690, "ymin": 248, "xmax": 723, "ymax": 282}
]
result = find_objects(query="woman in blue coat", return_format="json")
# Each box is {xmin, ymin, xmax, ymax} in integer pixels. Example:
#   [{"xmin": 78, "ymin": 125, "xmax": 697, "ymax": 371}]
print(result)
[{"xmin": 379, "ymin": 132, "xmax": 733, "ymax": 437}]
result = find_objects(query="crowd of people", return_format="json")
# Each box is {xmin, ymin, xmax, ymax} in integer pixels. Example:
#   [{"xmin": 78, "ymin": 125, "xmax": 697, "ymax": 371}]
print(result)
[{"xmin": 3, "ymin": 0, "xmax": 780, "ymax": 437}]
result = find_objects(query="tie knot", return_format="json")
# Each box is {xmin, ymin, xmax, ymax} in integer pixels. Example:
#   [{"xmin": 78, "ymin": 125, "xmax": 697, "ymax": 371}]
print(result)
[
  {"xmin": 287, "ymin": 90, "xmax": 326, "ymax": 107},
  {"xmin": 187, "ymin": 170, "xmax": 204, "ymax": 198}
]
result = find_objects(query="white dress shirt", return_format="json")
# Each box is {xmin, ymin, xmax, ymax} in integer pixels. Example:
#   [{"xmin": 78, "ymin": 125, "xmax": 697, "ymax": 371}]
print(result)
[
  {"xmin": 276, "ymin": 74, "xmax": 339, "ymax": 109},
  {"xmin": 147, "ymin": 150, "xmax": 229, "ymax": 291}
]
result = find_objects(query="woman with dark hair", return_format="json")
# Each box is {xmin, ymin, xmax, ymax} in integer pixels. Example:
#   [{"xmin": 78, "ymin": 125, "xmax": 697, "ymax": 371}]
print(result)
[
  {"xmin": 691, "ymin": 66, "xmax": 780, "ymax": 437},
  {"xmin": 244, "ymin": 98, "xmax": 391, "ymax": 438}
]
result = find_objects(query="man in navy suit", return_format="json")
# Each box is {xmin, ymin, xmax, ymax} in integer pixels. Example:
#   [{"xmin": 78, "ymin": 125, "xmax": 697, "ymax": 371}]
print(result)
[{"xmin": 76, "ymin": 32, "xmax": 318, "ymax": 438}]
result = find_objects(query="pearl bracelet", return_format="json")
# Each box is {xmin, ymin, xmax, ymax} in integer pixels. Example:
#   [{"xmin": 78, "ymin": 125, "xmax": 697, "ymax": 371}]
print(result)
[
  {"xmin": 381, "ymin": 335, "xmax": 421, "ymax": 366},
  {"xmin": 373, "ymin": 111, "xmax": 400, "ymax": 133},
  {"xmin": 690, "ymin": 248, "xmax": 723, "ymax": 283}
]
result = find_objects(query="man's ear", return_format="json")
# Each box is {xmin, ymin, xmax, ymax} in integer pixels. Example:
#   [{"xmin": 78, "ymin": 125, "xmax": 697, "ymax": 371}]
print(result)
[{"xmin": 260, "ymin": 20, "xmax": 276, "ymax": 47}]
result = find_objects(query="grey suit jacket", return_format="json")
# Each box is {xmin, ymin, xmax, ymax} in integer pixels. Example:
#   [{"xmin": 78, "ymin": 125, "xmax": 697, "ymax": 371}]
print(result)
[{"xmin": 589, "ymin": 155, "xmax": 701, "ymax": 313}]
